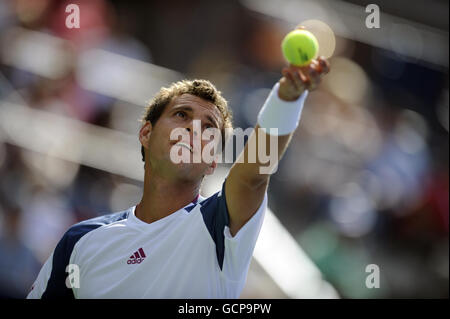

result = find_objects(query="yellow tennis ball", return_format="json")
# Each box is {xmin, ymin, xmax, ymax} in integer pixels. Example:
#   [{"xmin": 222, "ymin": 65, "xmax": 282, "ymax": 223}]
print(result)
[{"xmin": 281, "ymin": 29, "xmax": 319, "ymax": 66}]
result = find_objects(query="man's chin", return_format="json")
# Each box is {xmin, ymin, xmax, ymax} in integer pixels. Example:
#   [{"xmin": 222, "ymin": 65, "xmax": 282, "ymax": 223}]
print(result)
[
  {"xmin": 164, "ymin": 151, "xmax": 211, "ymax": 175},
  {"xmin": 173, "ymin": 157, "xmax": 212, "ymax": 173},
  {"xmin": 166, "ymin": 162, "xmax": 206, "ymax": 183}
]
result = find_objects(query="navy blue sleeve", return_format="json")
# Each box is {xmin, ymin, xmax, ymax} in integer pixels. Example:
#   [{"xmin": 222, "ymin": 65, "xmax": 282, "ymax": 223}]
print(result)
[
  {"xmin": 41, "ymin": 210, "xmax": 129, "ymax": 298},
  {"xmin": 41, "ymin": 224, "xmax": 98, "ymax": 299},
  {"xmin": 199, "ymin": 180, "xmax": 230, "ymax": 270}
]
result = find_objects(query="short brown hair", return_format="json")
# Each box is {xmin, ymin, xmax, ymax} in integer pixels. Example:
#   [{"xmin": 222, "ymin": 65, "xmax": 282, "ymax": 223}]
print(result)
[{"xmin": 140, "ymin": 79, "xmax": 233, "ymax": 161}]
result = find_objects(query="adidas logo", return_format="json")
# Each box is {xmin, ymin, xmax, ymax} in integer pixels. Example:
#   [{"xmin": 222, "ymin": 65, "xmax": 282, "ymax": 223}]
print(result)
[{"xmin": 127, "ymin": 248, "xmax": 146, "ymax": 264}]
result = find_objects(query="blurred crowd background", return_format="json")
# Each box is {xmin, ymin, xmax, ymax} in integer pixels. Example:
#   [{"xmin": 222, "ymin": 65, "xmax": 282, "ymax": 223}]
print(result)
[{"xmin": 0, "ymin": 0, "xmax": 448, "ymax": 298}]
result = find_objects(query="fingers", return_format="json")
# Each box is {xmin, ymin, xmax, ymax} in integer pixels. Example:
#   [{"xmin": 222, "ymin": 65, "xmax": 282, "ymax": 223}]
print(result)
[
  {"xmin": 282, "ymin": 56, "xmax": 330, "ymax": 93},
  {"xmin": 286, "ymin": 63, "xmax": 318, "ymax": 91},
  {"xmin": 302, "ymin": 57, "xmax": 330, "ymax": 90},
  {"xmin": 294, "ymin": 69, "xmax": 309, "ymax": 91},
  {"xmin": 284, "ymin": 67, "xmax": 309, "ymax": 91},
  {"xmin": 316, "ymin": 56, "xmax": 330, "ymax": 74},
  {"xmin": 281, "ymin": 67, "xmax": 294, "ymax": 82},
  {"xmin": 306, "ymin": 64, "xmax": 320, "ymax": 90},
  {"xmin": 278, "ymin": 74, "xmax": 301, "ymax": 101}
]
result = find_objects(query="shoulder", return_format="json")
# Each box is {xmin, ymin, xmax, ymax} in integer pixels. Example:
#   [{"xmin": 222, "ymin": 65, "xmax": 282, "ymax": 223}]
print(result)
[
  {"xmin": 198, "ymin": 183, "xmax": 229, "ymax": 228},
  {"xmin": 197, "ymin": 182, "xmax": 230, "ymax": 270},
  {"xmin": 64, "ymin": 209, "xmax": 131, "ymax": 243},
  {"xmin": 41, "ymin": 208, "xmax": 132, "ymax": 299},
  {"xmin": 55, "ymin": 208, "xmax": 133, "ymax": 263}
]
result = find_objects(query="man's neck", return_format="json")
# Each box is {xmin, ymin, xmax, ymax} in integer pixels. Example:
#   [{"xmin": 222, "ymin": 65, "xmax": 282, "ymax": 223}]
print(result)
[{"xmin": 135, "ymin": 167, "xmax": 201, "ymax": 224}]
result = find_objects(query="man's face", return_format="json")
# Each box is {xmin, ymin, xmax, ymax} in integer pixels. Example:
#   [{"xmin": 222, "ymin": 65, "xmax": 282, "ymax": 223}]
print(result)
[{"xmin": 141, "ymin": 93, "xmax": 223, "ymax": 181}]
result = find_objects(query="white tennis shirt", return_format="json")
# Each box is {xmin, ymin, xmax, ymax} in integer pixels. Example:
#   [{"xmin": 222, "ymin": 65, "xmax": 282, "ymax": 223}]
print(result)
[{"xmin": 27, "ymin": 180, "xmax": 267, "ymax": 298}]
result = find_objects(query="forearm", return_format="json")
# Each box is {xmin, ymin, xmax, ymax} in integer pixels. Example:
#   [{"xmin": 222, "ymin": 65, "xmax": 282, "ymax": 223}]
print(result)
[
  {"xmin": 230, "ymin": 124, "xmax": 293, "ymax": 187},
  {"xmin": 229, "ymin": 82, "xmax": 308, "ymax": 188}
]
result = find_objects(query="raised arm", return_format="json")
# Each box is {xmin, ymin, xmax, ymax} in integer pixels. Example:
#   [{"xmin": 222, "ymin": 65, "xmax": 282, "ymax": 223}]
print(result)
[{"xmin": 225, "ymin": 57, "xmax": 330, "ymax": 236}]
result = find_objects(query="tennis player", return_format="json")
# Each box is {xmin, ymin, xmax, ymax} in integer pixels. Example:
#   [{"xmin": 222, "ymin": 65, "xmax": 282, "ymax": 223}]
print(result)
[{"xmin": 27, "ymin": 56, "xmax": 329, "ymax": 298}]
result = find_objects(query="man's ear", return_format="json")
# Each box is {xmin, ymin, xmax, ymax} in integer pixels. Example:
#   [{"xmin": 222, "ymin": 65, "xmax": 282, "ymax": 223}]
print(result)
[{"xmin": 139, "ymin": 121, "xmax": 153, "ymax": 150}]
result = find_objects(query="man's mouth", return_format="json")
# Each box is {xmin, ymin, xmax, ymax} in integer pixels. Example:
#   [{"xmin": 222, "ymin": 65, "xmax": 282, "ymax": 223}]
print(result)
[{"xmin": 175, "ymin": 142, "xmax": 193, "ymax": 153}]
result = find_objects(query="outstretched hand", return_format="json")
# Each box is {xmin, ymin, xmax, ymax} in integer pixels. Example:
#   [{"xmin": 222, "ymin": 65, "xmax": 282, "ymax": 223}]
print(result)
[
  {"xmin": 278, "ymin": 26, "xmax": 330, "ymax": 101},
  {"xmin": 278, "ymin": 56, "xmax": 330, "ymax": 101}
]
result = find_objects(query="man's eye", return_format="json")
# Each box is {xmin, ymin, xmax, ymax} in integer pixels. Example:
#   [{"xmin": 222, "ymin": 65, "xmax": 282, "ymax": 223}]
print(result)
[{"xmin": 175, "ymin": 111, "xmax": 186, "ymax": 118}]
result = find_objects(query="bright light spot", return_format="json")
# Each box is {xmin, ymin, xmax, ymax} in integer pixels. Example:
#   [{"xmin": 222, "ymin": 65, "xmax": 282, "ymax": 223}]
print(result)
[
  {"xmin": 332, "ymin": 104, "xmax": 382, "ymax": 158},
  {"xmin": 299, "ymin": 19, "xmax": 336, "ymax": 59},
  {"xmin": 393, "ymin": 110, "xmax": 428, "ymax": 154},
  {"xmin": 1, "ymin": 27, "xmax": 71, "ymax": 79},
  {"xmin": 329, "ymin": 182, "xmax": 377, "ymax": 237},
  {"xmin": 302, "ymin": 92, "xmax": 382, "ymax": 159},
  {"xmin": 322, "ymin": 57, "xmax": 369, "ymax": 104},
  {"xmin": 377, "ymin": 167, "xmax": 405, "ymax": 209},
  {"xmin": 77, "ymin": 49, "xmax": 182, "ymax": 106},
  {"xmin": 357, "ymin": 170, "xmax": 384, "ymax": 208},
  {"xmin": 21, "ymin": 151, "xmax": 80, "ymax": 189},
  {"xmin": 109, "ymin": 101, "xmax": 143, "ymax": 134},
  {"xmin": 302, "ymin": 92, "xmax": 341, "ymax": 136}
]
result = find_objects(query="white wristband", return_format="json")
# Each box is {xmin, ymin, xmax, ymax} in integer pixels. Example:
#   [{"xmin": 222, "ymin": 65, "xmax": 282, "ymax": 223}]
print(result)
[{"xmin": 257, "ymin": 82, "xmax": 308, "ymax": 136}]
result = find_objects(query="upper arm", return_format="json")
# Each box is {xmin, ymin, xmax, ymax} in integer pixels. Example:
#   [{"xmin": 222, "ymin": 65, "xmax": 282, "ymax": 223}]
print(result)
[
  {"xmin": 31, "ymin": 224, "xmax": 97, "ymax": 298},
  {"xmin": 225, "ymin": 165, "xmax": 269, "ymax": 237},
  {"xmin": 27, "ymin": 231, "xmax": 77, "ymax": 299},
  {"xmin": 224, "ymin": 125, "xmax": 271, "ymax": 236},
  {"xmin": 224, "ymin": 123, "xmax": 293, "ymax": 236}
]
